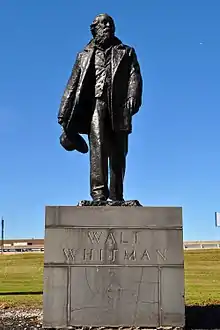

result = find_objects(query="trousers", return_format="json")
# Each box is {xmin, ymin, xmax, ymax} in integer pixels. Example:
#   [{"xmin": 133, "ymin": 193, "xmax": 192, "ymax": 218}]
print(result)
[{"xmin": 89, "ymin": 98, "xmax": 128, "ymax": 201}]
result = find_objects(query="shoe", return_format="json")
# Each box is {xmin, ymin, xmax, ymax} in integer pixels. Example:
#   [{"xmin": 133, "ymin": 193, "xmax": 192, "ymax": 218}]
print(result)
[
  {"xmin": 109, "ymin": 197, "xmax": 124, "ymax": 202},
  {"xmin": 93, "ymin": 196, "xmax": 107, "ymax": 202}
]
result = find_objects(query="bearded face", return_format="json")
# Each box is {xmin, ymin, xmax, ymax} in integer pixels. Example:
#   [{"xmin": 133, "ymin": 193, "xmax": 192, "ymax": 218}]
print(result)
[{"xmin": 91, "ymin": 14, "xmax": 115, "ymax": 47}]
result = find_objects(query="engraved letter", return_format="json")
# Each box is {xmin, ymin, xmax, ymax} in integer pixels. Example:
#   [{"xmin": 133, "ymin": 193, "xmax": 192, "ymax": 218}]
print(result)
[
  {"xmin": 124, "ymin": 250, "xmax": 136, "ymax": 261},
  {"xmin": 99, "ymin": 249, "xmax": 104, "ymax": 261},
  {"xmin": 141, "ymin": 249, "xmax": 151, "ymax": 261},
  {"xmin": 156, "ymin": 249, "xmax": 167, "ymax": 261},
  {"xmin": 133, "ymin": 231, "xmax": 139, "ymax": 244},
  {"xmin": 88, "ymin": 231, "xmax": 102, "ymax": 244},
  {"xmin": 105, "ymin": 232, "xmax": 117, "ymax": 248},
  {"xmin": 63, "ymin": 248, "xmax": 78, "ymax": 263},
  {"xmin": 83, "ymin": 249, "xmax": 94, "ymax": 261},
  {"xmin": 120, "ymin": 232, "xmax": 128, "ymax": 244},
  {"xmin": 108, "ymin": 249, "xmax": 118, "ymax": 262}
]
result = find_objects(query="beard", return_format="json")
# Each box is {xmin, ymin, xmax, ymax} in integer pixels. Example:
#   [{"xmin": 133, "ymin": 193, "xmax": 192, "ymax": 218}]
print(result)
[{"xmin": 94, "ymin": 28, "xmax": 114, "ymax": 48}]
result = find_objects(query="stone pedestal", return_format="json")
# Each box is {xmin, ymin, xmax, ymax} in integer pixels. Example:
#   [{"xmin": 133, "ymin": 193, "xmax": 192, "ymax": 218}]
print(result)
[{"xmin": 43, "ymin": 206, "xmax": 185, "ymax": 328}]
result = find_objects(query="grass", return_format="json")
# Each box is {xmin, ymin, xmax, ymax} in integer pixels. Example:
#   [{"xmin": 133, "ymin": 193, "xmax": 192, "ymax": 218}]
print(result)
[
  {"xmin": 0, "ymin": 253, "xmax": 43, "ymax": 308},
  {"xmin": 0, "ymin": 249, "xmax": 220, "ymax": 308},
  {"xmin": 184, "ymin": 249, "xmax": 220, "ymax": 305}
]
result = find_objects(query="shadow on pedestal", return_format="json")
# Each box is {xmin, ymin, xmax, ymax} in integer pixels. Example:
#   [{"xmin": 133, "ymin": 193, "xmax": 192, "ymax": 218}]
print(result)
[{"xmin": 186, "ymin": 305, "xmax": 220, "ymax": 329}]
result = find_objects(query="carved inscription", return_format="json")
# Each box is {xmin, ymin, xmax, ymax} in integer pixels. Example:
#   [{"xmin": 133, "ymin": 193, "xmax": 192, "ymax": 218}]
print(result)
[
  {"xmin": 156, "ymin": 249, "xmax": 167, "ymax": 261},
  {"xmin": 108, "ymin": 249, "xmax": 118, "ymax": 262},
  {"xmin": 133, "ymin": 231, "xmax": 139, "ymax": 244},
  {"xmin": 83, "ymin": 249, "xmax": 94, "ymax": 261},
  {"xmin": 141, "ymin": 249, "xmax": 151, "ymax": 261},
  {"xmin": 87, "ymin": 231, "xmax": 139, "ymax": 245},
  {"xmin": 63, "ymin": 248, "xmax": 78, "ymax": 263},
  {"xmin": 105, "ymin": 232, "xmax": 117, "ymax": 247},
  {"xmin": 99, "ymin": 249, "xmax": 104, "ymax": 261},
  {"xmin": 88, "ymin": 231, "xmax": 102, "ymax": 244},
  {"xmin": 120, "ymin": 232, "xmax": 128, "ymax": 243},
  {"xmin": 63, "ymin": 248, "xmax": 168, "ymax": 264},
  {"xmin": 62, "ymin": 230, "xmax": 169, "ymax": 265},
  {"xmin": 124, "ymin": 250, "xmax": 136, "ymax": 261}
]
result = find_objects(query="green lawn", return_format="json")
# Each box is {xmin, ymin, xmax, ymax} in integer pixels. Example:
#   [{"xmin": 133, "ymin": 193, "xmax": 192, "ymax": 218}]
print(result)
[
  {"xmin": 184, "ymin": 249, "xmax": 220, "ymax": 305},
  {"xmin": 0, "ymin": 249, "xmax": 220, "ymax": 308},
  {"xmin": 0, "ymin": 253, "xmax": 43, "ymax": 308}
]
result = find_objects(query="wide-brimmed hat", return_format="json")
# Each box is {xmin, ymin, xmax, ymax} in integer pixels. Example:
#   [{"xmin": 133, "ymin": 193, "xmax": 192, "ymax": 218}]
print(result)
[{"xmin": 60, "ymin": 131, "xmax": 88, "ymax": 154}]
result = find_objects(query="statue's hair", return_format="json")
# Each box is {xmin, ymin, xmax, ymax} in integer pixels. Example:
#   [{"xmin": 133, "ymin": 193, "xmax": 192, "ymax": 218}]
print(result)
[{"xmin": 90, "ymin": 13, "xmax": 115, "ymax": 37}]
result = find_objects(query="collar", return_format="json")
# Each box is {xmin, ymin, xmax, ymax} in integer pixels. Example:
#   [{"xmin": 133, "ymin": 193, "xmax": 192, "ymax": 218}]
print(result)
[
  {"xmin": 95, "ymin": 44, "xmax": 112, "ymax": 52},
  {"xmin": 84, "ymin": 36, "xmax": 123, "ymax": 52}
]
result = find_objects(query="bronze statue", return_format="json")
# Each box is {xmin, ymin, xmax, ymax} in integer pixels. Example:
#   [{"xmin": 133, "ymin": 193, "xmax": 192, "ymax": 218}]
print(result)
[{"xmin": 58, "ymin": 14, "xmax": 142, "ymax": 204}]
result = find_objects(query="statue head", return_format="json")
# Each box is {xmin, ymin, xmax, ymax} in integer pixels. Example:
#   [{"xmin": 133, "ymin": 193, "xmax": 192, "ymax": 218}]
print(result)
[{"xmin": 90, "ymin": 14, "xmax": 115, "ymax": 47}]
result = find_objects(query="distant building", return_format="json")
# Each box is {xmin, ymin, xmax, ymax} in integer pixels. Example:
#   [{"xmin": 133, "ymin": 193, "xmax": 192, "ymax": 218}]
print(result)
[
  {"xmin": 2, "ymin": 238, "xmax": 44, "ymax": 246},
  {"xmin": 1, "ymin": 238, "xmax": 220, "ymax": 253},
  {"xmin": 1, "ymin": 238, "xmax": 44, "ymax": 252}
]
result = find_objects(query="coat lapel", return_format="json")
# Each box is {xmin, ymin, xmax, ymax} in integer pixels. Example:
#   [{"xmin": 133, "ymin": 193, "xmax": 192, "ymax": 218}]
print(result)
[
  {"xmin": 80, "ymin": 39, "xmax": 126, "ymax": 85},
  {"xmin": 80, "ymin": 47, "xmax": 94, "ymax": 86},
  {"xmin": 112, "ymin": 45, "xmax": 126, "ymax": 79}
]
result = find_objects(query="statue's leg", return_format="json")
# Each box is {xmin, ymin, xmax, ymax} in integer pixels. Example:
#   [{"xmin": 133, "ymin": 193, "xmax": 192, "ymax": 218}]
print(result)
[
  {"xmin": 109, "ymin": 132, "xmax": 128, "ymax": 201},
  {"xmin": 89, "ymin": 98, "xmax": 109, "ymax": 201}
]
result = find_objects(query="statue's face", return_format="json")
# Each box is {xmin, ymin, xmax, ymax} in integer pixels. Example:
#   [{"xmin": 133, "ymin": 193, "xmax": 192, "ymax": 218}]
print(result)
[{"xmin": 93, "ymin": 14, "xmax": 115, "ymax": 42}]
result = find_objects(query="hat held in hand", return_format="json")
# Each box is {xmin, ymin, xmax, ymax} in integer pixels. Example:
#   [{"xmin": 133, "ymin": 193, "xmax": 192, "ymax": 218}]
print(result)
[{"xmin": 60, "ymin": 130, "xmax": 88, "ymax": 154}]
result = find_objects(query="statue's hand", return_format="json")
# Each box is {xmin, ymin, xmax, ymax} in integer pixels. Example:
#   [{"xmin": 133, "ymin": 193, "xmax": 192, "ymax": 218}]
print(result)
[{"xmin": 124, "ymin": 98, "xmax": 137, "ymax": 115}]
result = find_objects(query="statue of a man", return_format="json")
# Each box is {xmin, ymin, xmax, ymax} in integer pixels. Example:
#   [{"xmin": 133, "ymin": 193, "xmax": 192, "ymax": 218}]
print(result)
[{"xmin": 58, "ymin": 14, "xmax": 142, "ymax": 202}]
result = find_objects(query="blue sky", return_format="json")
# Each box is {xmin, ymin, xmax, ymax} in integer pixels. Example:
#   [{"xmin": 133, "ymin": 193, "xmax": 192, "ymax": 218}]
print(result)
[{"xmin": 0, "ymin": 0, "xmax": 220, "ymax": 240}]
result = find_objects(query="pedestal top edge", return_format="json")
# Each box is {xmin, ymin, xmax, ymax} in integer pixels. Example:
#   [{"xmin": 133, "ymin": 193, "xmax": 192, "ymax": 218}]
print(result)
[{"xmin": 45, "ymin": 205, "xmax": 183, "ymax": 209}]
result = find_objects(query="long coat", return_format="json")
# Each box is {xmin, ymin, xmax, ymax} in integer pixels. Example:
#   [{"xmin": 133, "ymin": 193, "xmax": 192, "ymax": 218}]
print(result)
[{"xmin": 58, "ymin": 37, "xmax": 143, "ymax": 134}]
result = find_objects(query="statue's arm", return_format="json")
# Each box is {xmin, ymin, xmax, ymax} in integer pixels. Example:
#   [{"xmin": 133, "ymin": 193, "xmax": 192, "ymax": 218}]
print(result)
[
  {"xmin": 126, "ymin": 48, "xmax": 143, "ymax": 115},
  {"xmin": 58, "ymin": 53, "xmax": 81, "ymax": 125}
]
